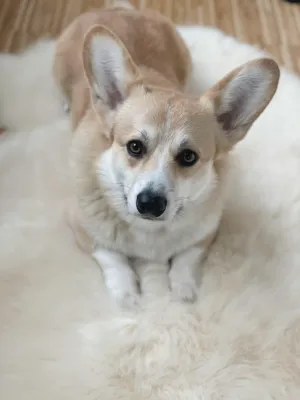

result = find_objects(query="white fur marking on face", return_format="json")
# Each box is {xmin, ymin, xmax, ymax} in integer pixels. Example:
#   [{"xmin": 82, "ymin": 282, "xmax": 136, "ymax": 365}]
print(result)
[{"xmin": 126, "ymin": 165, "xmax": 171, "ymax": 216}]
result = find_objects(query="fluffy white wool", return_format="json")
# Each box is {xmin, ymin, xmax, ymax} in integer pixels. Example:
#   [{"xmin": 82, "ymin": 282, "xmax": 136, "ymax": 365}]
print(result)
[{"xmin": 0, "ymin": 26, "xmax": 300, "ymax": 399}]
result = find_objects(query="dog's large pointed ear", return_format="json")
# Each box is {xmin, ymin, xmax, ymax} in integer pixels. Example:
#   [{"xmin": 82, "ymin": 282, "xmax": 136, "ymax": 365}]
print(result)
[
  {"xmin": 205, "ymin": 58, "xmax": 280, "ymax": 153},
  {"xmin": 82, "ymin": 24, "xmax": 140, "ymax": 110}
]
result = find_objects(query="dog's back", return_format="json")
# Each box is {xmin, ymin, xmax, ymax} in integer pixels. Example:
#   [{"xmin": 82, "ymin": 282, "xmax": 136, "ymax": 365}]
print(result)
[{"xmin": 54, "ymin": 4, "xmax": 191, "ymax": 116}]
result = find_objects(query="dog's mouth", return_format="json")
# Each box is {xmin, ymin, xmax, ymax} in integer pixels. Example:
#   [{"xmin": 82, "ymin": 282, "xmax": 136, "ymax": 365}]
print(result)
[{"xmin": 139, "ymin": 214, "xmax": 162, "ymax": 221}]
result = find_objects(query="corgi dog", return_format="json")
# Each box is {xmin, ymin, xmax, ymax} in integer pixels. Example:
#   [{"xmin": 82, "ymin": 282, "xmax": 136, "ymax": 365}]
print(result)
[{"xmin": 54, "ymin": 2, "xmax": 280, "ymax": 307}]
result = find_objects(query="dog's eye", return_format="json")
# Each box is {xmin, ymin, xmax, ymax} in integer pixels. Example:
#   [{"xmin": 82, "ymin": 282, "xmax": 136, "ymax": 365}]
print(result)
[
  {"xmin": 176, "ymin": 149, "xmax": 198, "ymax": 167},
  {"xmin": 126, "ymin": 140, "xmax": 145, "ymax": 158}
]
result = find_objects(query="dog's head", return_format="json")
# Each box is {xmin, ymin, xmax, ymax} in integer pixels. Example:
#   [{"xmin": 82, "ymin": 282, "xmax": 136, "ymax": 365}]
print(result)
[{"xmin": 81, "ymin": 25, "xmax": 280, "ymax": 226}]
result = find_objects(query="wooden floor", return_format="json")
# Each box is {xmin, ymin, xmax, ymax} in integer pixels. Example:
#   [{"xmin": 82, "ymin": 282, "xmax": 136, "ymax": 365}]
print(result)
[{"xmin": 0, "ymin": 0, "xmax": 300, "ymax": 73}]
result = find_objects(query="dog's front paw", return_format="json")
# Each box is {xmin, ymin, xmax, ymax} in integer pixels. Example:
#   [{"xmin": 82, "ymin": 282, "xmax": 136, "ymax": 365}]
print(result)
[
  {"xmin": 112, "ymin": 287, "xmax": 140, "ymax": 310},
  {"xmin": 171, "ymin": 282, "xmax": 197, "ymax": 303},
  {"xmin": 93, "ymin": 248, "xmax": 140, "ymax": 310}
]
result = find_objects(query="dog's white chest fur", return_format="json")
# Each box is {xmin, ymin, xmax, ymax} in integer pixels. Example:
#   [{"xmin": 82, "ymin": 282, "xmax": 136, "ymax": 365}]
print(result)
[
  {"xmin": 83, "ymin": 198, "xmax": 222, "ymax": 306},
  {"xmin": 86, "ymin": 198, "xmax": 222, "ymax": 263}
]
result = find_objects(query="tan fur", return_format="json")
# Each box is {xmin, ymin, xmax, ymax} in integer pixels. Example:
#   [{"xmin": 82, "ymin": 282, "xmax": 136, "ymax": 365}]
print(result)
[{"xmin": 53, "ymin": 3, "xmax": 191, "ymax": 129}]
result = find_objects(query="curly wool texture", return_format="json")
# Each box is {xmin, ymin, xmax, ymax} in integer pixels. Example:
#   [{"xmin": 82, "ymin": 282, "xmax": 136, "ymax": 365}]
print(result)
[{"xmin": 0, "ymin": 26, "xmax": 300, "ymax": 399}]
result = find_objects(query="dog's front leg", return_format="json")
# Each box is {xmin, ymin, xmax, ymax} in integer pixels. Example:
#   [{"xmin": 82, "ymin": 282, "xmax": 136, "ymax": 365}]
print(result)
[
  {"xmin": 170, "ymin": 232, "xmax": 216, "ymax": 303},
  {"xmin": 169, "ymin": 245, "xmax": 209, "ymax": 303},
  {"xmin": 133, "ymin": 258, "xmax": 170, "ymax": 300},
  {"xmin": 93, "ymin": 248, "xmax": 139, "ymax": 308},
  {"xmin": 170, "ymin": 246, "xmax": 207, "ymax": 303}
]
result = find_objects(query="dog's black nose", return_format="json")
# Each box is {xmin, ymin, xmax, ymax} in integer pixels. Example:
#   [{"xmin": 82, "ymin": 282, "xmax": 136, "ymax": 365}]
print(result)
[{"xmin": 136, "ymin": 190, "xmax": 167, "ymax": 218}]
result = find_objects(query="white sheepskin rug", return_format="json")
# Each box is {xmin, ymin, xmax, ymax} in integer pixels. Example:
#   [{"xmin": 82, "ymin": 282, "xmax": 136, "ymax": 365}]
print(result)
[{"xmin": 0, "ymin": 26, "xmax": 300, "ymax": 399}]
